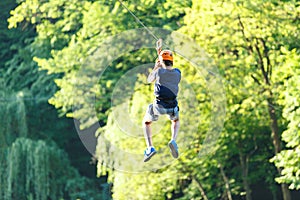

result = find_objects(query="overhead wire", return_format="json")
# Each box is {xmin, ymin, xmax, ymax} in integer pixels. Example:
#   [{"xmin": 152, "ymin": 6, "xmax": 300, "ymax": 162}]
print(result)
[{"xmin": 116, "ymin": 0, "xmax": 159, "ymax": 41}]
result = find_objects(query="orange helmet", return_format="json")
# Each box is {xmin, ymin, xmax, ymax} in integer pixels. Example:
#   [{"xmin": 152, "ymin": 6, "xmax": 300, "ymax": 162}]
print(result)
[{"xmin": 159, "ymin": 50, "xmax": 173, "ymax": 62}]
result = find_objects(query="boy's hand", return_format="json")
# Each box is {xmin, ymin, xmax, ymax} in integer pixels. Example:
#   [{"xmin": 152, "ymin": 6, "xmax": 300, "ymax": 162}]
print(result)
[
  {"xmin": 156, "ymin": 39, "xmax": 162, "ymax": 54},
  {"xmin": 154, "ymin": 60, "xmax": 162, "ymax": 70}
]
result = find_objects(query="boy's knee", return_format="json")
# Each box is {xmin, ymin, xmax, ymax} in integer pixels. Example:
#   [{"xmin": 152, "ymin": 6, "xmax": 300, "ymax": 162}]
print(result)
[
  {"xmin": 144, "ymin": 121, "xmax": 152, "ymax": 125},
  {"xmin": 172, "ymin": 118, "xmax": 179, "ymax": 123}
]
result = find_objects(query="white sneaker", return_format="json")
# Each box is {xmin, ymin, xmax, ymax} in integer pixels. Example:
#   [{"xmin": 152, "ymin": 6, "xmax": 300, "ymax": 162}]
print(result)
[{"xmin": 143, "ymin": 147, "xmax": 157, "ymax": 162}]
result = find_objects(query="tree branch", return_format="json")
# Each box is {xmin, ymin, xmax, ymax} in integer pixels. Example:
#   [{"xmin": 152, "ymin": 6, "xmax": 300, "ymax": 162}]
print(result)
[
  {"xmin": 219, "ymin": 163, "xmax": 233, "ymax": 200},
  {"xmin": 260, "ymin": 38, "xmax": 272, "ymax": 78},
  {"xmin": 237, "ymin": 15, "xmax": 253, "ymax": 53},
  {"xmin": 251, "ymin": 74, "xmax": 261, "ymax": 85},
  {"xmin": 192, "ymin": 176, "xmax": 209, "ymax": 200},
  {"xmin": 254, "ymin": 38, "xmax": 270, "ymax": 85}
]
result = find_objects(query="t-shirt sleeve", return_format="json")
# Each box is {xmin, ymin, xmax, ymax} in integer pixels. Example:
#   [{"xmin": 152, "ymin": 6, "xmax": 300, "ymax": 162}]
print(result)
[
  {"xmin": 147, "ymin": 68, "xmax": 159, "ymax": 83},
  {"xmin": 174, "ymin": 68, "xmax": 181, "ymax": 74},
  {"xmin": 175, "ymin": 68, "xmax": 181, "ymax": 81}
]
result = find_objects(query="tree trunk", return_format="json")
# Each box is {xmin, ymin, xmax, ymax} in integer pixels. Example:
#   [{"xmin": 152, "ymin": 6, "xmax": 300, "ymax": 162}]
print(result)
[
  {"xmin": 192, "ymin": 176, "xmax": 209, "ymax": 200},
  {"xmin": 267, "ymin": 97, "xmax": 281, "ymax": 155},
  {"xmin": 253, "ymin": 37, "xmax": 291, "ymax": 200},
  {"xmin": 239, "ymin": 152, "xmax": 252, "ymax": 200},
  {"xmin": 219, "ymin": 163, "xmax": 233, "ymax": 200},
  {"xmin": 280, "ymin": 183, "xmax": 291, "ymax": 200},
  {"xmin": 267, "ymin": 96, "xmax": 291, "ymax": 200}
]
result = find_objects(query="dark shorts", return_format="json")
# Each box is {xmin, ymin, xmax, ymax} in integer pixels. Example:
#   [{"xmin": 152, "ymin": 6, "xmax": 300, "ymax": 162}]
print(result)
[{"xmin": 143, "ymin": 103, "xmax": 179, "ymax": 122}]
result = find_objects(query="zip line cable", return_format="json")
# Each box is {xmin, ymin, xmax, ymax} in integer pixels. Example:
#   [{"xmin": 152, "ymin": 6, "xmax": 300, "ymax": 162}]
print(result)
[
  {"xmin": 116, "ymin": 0, "xmax": 159, "ymax": 41},
  {"xmin": 117, "ymin": 0, "xmax": 216, "ymax": 74}
]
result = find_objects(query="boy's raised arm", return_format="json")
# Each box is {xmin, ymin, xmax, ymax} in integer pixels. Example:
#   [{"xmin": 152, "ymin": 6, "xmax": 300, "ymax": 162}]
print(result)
[
  {"xmin": 147, "ymin": 61, "xmax": 161, "ymax": 83},
  {"xmin": 147, "ymin": 38, "xmax": 163, "ymax": 83}
]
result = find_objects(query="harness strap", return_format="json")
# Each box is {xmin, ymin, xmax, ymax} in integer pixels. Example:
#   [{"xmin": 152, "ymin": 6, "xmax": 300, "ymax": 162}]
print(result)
[{"xmin": 156, "ymin": 97, "xmax": 176, "ymax": 101}]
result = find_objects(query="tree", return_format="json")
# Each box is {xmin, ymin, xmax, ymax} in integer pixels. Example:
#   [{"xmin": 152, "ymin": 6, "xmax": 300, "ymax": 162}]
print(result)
[
  {"xmin": 0, "ymin": 137, "xmax": 102, "ymax": 200},
  {"xmin": 8, "ymin": 0, "xmax": 300, "ymax": 199},
  {"xmin": 1, "ymin": 1, "xmax": 104, "ymax": 198},
  {"xmin": 7, "ymin": 0, "xmax": 192, "ymax": 199},
  {"xmin": 180, "ymin": 0, "xmax": 300, "ymax": 199},
  {"xmin": 271, "ymin": 49, "xmax": 300, "ymax": 190}
]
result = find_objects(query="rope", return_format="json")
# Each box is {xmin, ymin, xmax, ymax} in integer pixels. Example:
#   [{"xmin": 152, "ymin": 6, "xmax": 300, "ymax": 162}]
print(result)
[{"xmin": 117, "ymin": 0, "xmax": 159, "ymax": 41}]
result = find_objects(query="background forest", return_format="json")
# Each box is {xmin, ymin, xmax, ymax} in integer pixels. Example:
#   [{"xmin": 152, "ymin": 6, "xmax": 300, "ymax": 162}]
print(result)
[{"xmin": 0, "ymin": 0, "xmax": 299, "ymax": 200}]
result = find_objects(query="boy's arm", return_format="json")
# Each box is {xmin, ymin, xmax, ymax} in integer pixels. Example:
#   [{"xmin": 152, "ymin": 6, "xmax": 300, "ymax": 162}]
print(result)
[
  {"xmin": 148, "ymin": 39, "xmax": 163, "ymax": 83},
  {"xmin": 156, "ymin": 39, "xmax": 162, "ymax": 55},
  {"xmin": 147, "ymin": 60, "xmax": 161, "ymax": 83}
]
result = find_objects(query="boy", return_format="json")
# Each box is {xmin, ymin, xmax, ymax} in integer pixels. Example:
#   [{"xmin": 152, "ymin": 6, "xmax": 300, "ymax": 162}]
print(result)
[{"xmin": 143, "ymin": 48, "xmax": 181, "ymax": 162}]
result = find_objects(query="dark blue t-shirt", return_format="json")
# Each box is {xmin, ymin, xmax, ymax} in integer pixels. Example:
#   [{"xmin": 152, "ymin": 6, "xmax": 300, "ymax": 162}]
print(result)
[{"xmin": 148, "ymin": 68, "xmax": 181, "ymax": 108}]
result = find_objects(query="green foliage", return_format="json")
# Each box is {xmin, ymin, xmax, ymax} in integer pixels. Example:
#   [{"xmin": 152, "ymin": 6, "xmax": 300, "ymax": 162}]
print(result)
[
  {"xmin": 8, "ymin": 0, "xmax": 192, "ymax": 124},
  {"xmin": 0, "ymin": 0, "xmax": 60, "ymax": 144},
  {"xmin": 1, "ymin": 1, "xmax": 103, "ymax": 199},
  {"xmin": 0, "ymin": 138, "xmax": 102, "ymax": 200},
  {"xmin": 180, "ymin": 0, "xmax": 300, "ymax": 197},
  {"xmin": 0, "ymin": 87, "xmax": 28, "ymax": 147},
  {"xmin": 6, "ymin": 0, "xmax": 300, "ymax": 199},
  {"xmin": 0, "ymin": 0, "xmax": 19, "ymax": 69},
  {"xmin": 271, "ymin": 50, "xmax": 300, "ymax": 190}
]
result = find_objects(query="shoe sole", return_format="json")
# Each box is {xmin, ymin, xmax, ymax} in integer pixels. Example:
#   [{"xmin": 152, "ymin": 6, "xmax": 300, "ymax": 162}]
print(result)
[
  {"xmin": 168, "ymin": 142, "xmax": 179, "ymax": 158},
  {"xmin": 144, "ymin": 151, "xmax": 157, "ymax": 162}
]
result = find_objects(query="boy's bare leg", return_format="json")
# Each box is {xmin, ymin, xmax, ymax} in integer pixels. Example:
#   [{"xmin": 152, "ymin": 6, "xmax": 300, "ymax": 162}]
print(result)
[
  {"xmin": 169, "ymin": 119, "xmax": 180, "ymax": 158},
  {"xmin": 143, "ymin": 121, "xmax": 153, "ymax": 147},
  {"xmin": 171, "ymin": 119, "xmax": 180, "ymax": 141}
]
